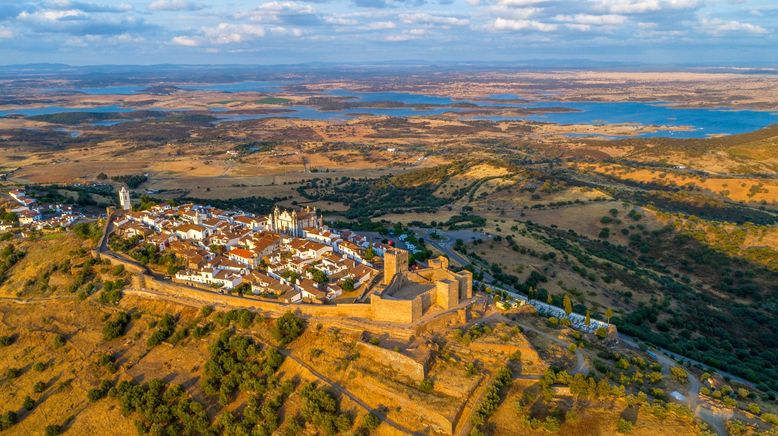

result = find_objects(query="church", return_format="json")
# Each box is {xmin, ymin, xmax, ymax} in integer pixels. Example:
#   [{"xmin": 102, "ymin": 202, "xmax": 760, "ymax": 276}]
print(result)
[{"xmin": 266, "ymin": 206, "xmax": 322, "ymax": 237}]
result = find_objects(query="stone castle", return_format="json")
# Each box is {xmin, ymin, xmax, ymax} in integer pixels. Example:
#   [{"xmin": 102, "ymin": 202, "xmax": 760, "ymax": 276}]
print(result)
[{"xmin": 370, "ymin": 248, "xmax": 473, "ymax": 323}]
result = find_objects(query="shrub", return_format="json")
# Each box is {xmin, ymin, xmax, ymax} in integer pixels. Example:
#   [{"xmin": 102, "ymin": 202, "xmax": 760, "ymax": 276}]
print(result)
[
  {"xmin": 87, "ymin": 380, "xmax": 113, "ymax": 402},
  {"xmin": 102, "ymin": 311, "xmax": 131, "ymax": 340},
  {"xmin": 53, "ymin": 335, "xmax": 66, "ymax": 348},
  {"xmin": 110, "ymin": 379, "xmax": 210, "ymax": 434},
  {"xmin": 272, "ymin": 312, "xmax": 305, "ymax": 346},
  {"xmin": 419, "ymin": 379, "xmax": 434, "ymax": 393},
  {"xmin": 363, "ymin": 413, "xmax": 381, "ymax": 430},
  {"xmin": 147, "ymin": 314, "xmax": 176, "ymax": 347},
  {"xmin": 34, "ymin": 381, "xmax": 46, "ymax": 393},
  {"xmin": 299, "ymin": 383, "xmax": 352, "ymax": 434},
  {"xmin": 617, "ymin": 418, "xmax": 632, "ymax": 433},
  {"xmin": 0, "ymin": 411, "xmax": 18, "ymax": 431},
  {"xmin": 670, "ymin": 366, "xmax": 688, "ymax": 384},
  {"xmin": 471, "ymin": 366, "xmax": 512, "ymax": 429},
  {"xmin": 32, "ymin": 362, "xmax": 46, "ymax": 372},
  {"xmin": 0, "ymin": 335, "xmax": 15, "ymax": 346},
  {"xmin": 22, "ymin": 396, "xmax": 35, "ymax": 411},
  {"xmin": 45, "ymin": 424, "xmax": 63, "ymax": 436}
]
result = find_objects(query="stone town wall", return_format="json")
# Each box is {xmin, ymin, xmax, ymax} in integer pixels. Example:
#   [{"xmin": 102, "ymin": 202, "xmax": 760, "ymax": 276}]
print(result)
[
  {"xmin": 140, "ymin": 273, "xmax": 376, "ymax": 319},
  {"xmin": 355, "ymin": 340, "xmax": 429, "ymax": 382},
  {"xmin": 96, "ymin": 250, "xmax": 147, "ymax": 275}
]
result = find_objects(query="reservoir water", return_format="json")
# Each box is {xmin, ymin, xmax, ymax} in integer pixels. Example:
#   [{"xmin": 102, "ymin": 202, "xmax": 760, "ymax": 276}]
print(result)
[{"xmin": 3, "ymin": 85, "xmax": 777, "ymax": 138}]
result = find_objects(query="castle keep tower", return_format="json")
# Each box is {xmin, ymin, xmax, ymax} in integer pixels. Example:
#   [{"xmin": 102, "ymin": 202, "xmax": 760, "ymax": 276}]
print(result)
[{"xmin": 383, "ymin": 248, "xmax": 409, "ymax": 285}]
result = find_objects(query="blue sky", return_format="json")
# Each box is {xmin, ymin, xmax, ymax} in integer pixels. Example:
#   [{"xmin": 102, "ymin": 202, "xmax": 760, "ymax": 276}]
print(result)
[{"xmin": 0, "ymin": 0, "xmax": 776, "ymax": 65}]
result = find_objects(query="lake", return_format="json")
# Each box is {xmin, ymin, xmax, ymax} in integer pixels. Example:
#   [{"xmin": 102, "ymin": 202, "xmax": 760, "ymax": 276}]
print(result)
[{"xmin": 3, "ymin": 85, "xmax": 777, "ymax": 138}]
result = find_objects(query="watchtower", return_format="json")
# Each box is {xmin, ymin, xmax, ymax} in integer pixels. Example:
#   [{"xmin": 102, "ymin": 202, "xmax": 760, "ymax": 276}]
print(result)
[{"xmin": 383, "ymin": 248, "xmax": 409, "ymax": 285}]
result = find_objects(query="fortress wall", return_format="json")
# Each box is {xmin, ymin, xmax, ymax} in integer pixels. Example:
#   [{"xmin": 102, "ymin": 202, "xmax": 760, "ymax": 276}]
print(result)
[
  {"xmin": 355, "ymin": 340, "xmax": 429, "ymax": 382},
  {"xmin": 138, "ymin": 273, "xmax": 375, "ymax": 319},
  {"xmin": 370, "ymin": 294, "xmax": 421, "ymax": 324},
  {"xmin": 420, "ymin": 291, "xmax": 433, "ymax": 312},
  {"xmin": 96, "ymin": 250, "xmax": 147, "ymax": 275},
  {"xmin": 359, "ymin": 373, "xmax": 454, "ymax": 435}
]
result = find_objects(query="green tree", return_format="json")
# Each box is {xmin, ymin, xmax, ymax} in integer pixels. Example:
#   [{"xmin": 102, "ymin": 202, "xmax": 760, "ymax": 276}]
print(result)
[
  {"xmin": 617, "ymin": 418, "xmax": 633, "ymax": 434},
  {"xmin": 670, "ymin": 366, "xmax": 688, "ymax": 384},
  {"xmin": 340, "ymin": 277, "xmax": 355, "ymax": 292},
  {"xmin": 606, "ymin": 307, "xmax": 614, "ymax": 325},
  {"xmin": 563, "ymin": 294, "xmax": 573, "ymax": 316},
  {"xmin": 22, "ymin": 396, "xmax": 35, "ymax": 411},
  {"xmin": 585, "ymin": 310, "xmax": 591, "ymax": 327}
]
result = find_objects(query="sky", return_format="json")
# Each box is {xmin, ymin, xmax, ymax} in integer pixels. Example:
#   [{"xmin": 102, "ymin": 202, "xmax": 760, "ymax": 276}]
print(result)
[{"xmin": 0, "ymin": 0, "xmax": 776, "ymax": 65}]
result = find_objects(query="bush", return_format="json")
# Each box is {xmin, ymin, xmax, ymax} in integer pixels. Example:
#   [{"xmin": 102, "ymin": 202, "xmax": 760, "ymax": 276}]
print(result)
[
  {"xmin": 32, "ymin": 362, "xmax": 46, "ymax": 372},
  {"xmin": 670, "ymin": 366, "xmax": 688, "ymax": 384},
  {"xmin": 53, "ymin": 334, "xmax": 66, "ymax": 348},
  {"xmin": 6, "ymin": 367, "xmax": 21, "ymax": 379},
  {"xmin": 147, "ymin": 314, "xmax": 177, "ymax": 347},
  {"xmin": 617, "ymin": 418, "xmax": 633, "ymax": 433},
  {"xmin": 272, "ymin": 312, "xmax": 305, "ymax": 346},
  {"xmin": 34, "ymin": 381, "xmax": 46, "ymax": 393},
  {"xmin": 472, "ymin": 366, "xmax": 512, "ymax": 429},
  {"xmin": 0, "ymin": 411, "xmax": 18, "ymax": 431},
  {"xmin": 110, "ymin": 379, "xmax": 210, "ymax": 434},
  {"xmin": 299, "ymin": 383, "xmax": 352, "ymax": 434},
  {"xmin": 22, "ymin": 396, "xmax": 35, "ymax": 411},
  {"xmin": 419, "ymin": 379, "xmax": 434, "ymax": 393},
  {"xmin": 0, "ymin": 335, "xmax": 15, "ymax": 346},
  {"xmin": 102, "ymin": 311, "xmax": 131, "ymax": 340},
  {"xmin": 87, "ymin": 380, "xmax": 113, "ymax": 402},
  {"xmin": 363, "ymin": 413, "xmax": 381, "ymax": 430},
  {"xmin": 45, "ymin": 424, "xmax": 62, "ymax": 436}
]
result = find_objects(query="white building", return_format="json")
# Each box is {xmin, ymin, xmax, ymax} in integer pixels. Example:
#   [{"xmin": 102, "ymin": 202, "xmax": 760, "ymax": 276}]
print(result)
[
  {"xmin": 266, "ymin": 206, "xmax": 322, "ymax": 237},
  {"xmin": 119, "ymin": 186, "xmax": 131, "ymax": 211}
]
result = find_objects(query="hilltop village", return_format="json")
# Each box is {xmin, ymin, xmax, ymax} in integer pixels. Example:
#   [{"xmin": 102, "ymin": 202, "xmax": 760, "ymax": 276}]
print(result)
[{"xmin": 114, "ymin": 202, "xmax": 384, "ymax": 303}]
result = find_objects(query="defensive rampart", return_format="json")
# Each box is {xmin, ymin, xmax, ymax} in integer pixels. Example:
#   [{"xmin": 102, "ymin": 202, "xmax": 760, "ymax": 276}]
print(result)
[{"xmin": 355, "ymin": 338, "xmax": 431, "ymax": 382}]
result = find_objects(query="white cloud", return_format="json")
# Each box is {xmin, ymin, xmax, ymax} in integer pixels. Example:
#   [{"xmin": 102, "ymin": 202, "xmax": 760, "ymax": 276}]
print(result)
[
  {"xmin": 18, "ymin": 9, "xmax": 88, "ymax": 22},
  {"xmin": 486, "ymin": 6, "xmax": 541, "ymax": 20},
  {"xmin": 149, "ymin": 0, "xmax": 204, "ymax": 11},
  {"xmin": 698, "ymin": 17, "xmax": 767, "ymax": 35},
  {"xmin": 555, "ymin": 14, "xmax": 627, "ymax": 26},
  {"xmin": 0, "ymin": 28, "xmax": 12, "ymax": 39},
  {"xmin": 171, "ymin": 35, "xmax": 199, "ymax": 46},
  {"xmin": 399, "ymin": 13, "xmax": 469, "ymax": 26},
  {"xmin": 497, "ymin": 0, "xmax": 546, "ymax": 5},
  {"xmin": 253, "ymin": 2, "xmax": 315, "ymax": 14},
  {"xmin": 492, "ymin": 18, "xmax": 557, "ymax": 31},
  {"xmin": 324, "ymin": 16, "xmax": 359, "ymax": 26},
  {"xmin": 203, "ymin": 23, "xmax": 266, "ymax": 44},
  {"xmin": 363, "ymin": 21, "xmax": 396, "ymax": 30},
  {"xmin": 594, "ymin": 0, "xmax": 699, "ymax": 14}
]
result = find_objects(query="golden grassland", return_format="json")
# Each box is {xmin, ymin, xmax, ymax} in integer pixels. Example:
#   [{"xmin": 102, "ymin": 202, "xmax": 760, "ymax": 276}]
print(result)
[{"xmin": 578, "ymin": 163, "xmax": 778, "ymax": 204}]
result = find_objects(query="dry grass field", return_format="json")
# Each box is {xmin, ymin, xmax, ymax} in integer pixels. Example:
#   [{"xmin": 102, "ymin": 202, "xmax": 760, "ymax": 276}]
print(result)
[{"xmin": 579, "ymin": 163, "xmax": 778, "ymax": 204}]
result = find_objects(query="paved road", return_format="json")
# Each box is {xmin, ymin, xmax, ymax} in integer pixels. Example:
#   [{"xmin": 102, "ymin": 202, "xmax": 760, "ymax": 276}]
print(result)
[{"xmin": 415, "ymin": 226, "xmax": 759, "ymax": 393}]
